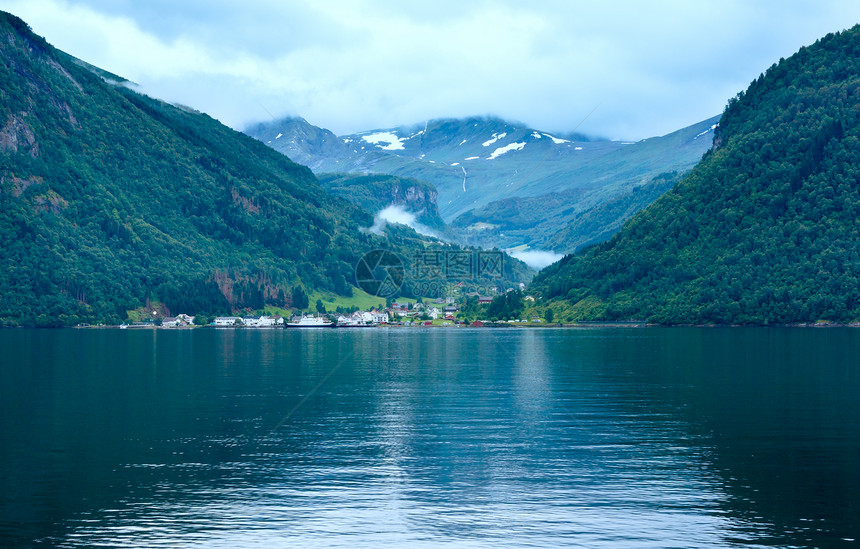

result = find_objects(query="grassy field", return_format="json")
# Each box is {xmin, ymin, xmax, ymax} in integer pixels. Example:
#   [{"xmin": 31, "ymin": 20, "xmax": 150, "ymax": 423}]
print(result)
[{"xmin": 308, "ymin": 288, "xmax": 418, "ymax": 312}]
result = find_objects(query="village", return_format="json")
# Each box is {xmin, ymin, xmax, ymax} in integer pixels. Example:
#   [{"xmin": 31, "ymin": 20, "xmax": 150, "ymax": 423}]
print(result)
[{"xmin": 116, "ymin": 292, "xmax": 548, "ymax": 329}]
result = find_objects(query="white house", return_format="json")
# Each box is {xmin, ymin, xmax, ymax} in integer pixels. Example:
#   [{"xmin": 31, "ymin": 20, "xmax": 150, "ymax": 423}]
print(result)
[
  {"xmin": 371, "ymin": 310, "xmax": 389, "ymax": 324},
  {"xmin": 240, "ymin": 316, "xmax": 278, "ymax": 327},
  {"xmin": 214, "ymin": 316, "xmax": 243, "ymax": 327}
]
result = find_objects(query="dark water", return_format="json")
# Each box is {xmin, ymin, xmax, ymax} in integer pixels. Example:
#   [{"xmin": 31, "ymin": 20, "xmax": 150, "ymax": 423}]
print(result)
[{"xmin": 1, "ymin": 328, "xmax": 858, "ymax": 548}]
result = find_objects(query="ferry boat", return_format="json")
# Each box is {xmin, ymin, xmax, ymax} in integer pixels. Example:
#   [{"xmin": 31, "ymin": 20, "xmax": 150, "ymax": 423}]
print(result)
[
  {"xmin": 336, "ymin": 320, "xmax": 377, "ymax": 328},
  {"xmin": 285, "ymin": 314, "xmax": 336, "ymax": 328}
]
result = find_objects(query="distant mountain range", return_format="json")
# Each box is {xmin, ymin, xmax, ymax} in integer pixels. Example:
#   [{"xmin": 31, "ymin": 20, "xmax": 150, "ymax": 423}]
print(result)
[{"xmin": 245, "ymin": 114, "xmax": 719, "ymax": 254}]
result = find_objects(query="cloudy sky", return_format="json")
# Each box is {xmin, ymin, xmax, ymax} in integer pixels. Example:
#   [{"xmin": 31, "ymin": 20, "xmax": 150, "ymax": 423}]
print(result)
[{"xmin": 2, "ymin": 0, "xmax": 859, "ymax": 139}]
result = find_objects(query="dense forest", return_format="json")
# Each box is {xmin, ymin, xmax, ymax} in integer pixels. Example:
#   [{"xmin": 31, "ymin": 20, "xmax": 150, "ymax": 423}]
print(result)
[
  {"xmin": 532, "ymin": 25, "xmax": 860, "ymax": 324},
  {"xmin": 0, "ymin": 12, "xmax": 527, "ymax": 326}
]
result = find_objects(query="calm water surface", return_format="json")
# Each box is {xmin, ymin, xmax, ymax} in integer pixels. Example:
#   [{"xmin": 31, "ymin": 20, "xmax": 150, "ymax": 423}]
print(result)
[{"xmin": 1, "ymin": 328, "xmax": 858, "ymax": 548}]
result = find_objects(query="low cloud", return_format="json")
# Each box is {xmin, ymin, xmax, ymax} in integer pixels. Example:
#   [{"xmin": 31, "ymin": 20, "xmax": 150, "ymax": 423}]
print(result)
[
  {"xmin": 363, "ymin": 205, "xmax": 439, "ymax": 238},
  {"xmin": 508, "ymin": 250, "xmax": 563, "ymax": 270}
]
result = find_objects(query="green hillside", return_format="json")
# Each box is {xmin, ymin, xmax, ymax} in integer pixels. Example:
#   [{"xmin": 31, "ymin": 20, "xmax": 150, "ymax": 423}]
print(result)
[
  {"xmin": 532, "ymin": 25, "xmax": 860, "ymax": 325},
  {"xmin": 0, "ymin": 12, "xmax": 527, "ymax": 326}
]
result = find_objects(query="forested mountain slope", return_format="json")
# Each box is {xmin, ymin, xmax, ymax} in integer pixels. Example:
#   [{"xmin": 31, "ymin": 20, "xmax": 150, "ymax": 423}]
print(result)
[
  {"xmin": 532, "ymin": 25, "xmax": 860, "ymax": 325},
  {"xmin": 0, "ymin": 12, "xmax": 527, "ymax": 326}
]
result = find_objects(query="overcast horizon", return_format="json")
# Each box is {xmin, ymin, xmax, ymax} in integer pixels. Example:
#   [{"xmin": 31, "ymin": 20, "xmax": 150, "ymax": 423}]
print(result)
[{"xmin": 2, "ymin": 1, "xmax": 859, "ymax": 140}]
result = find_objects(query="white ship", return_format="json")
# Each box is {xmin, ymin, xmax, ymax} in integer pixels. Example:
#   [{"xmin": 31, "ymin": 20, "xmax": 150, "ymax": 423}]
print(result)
[{"xmin": 285, "ymin": 314, "xmax": 336, "ymax": 328}]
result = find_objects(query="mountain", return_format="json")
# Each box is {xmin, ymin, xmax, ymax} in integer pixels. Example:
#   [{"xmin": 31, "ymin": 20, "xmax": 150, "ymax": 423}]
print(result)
[
  {"xmin": 532, "ymin": 25, "xmax": 860, "ymax": 325},
  {"xmin": 450, "ymin": 170, "xmax": 685, "ymax": 254},
  {"xmin": 245, "ymin": 115, "xmax": 718, "ymax": 223},
  {"xmin": 0, "ymin": 12, "xmax": 529, "ymax": 326},
  {"xmin": 316, "ymin": 173, "xmax": 446, "ymax": 231},
  {"xmin": 246, "ymin": 114, "xmax": 718, "ymax": 256}
]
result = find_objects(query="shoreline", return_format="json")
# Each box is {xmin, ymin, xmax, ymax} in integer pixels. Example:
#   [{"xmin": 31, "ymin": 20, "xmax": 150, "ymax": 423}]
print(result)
[{"xmin": 46, "ymin": 321, "xmax": 860, "ymax": 330}]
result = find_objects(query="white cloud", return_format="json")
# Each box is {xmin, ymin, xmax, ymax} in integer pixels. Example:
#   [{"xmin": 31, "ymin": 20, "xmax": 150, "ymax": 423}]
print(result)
[{"xmin": 3, "ymin": 0, "xmax": 860, "ymax": 139}]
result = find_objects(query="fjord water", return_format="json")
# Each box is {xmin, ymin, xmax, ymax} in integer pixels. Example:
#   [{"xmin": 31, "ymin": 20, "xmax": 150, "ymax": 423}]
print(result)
[{"xmin": 1, "ymin": 329, "xmax": 858, "ymax": 548}]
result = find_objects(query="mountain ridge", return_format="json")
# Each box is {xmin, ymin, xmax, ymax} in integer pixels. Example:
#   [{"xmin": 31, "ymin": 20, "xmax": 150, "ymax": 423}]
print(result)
[
  {"xmin": 532, "ymin": 24, "xmax": 860, "ymax": 324},
  {"xmin": 0, "ymin": 11, "xmax": 529, "ymax": 326},
  {"xmin": 245, "ymin": 114, "xmax": 718, "ymax": 220},
  {"xmin": 246, "ymin": 113, "xmax": 718, "ymax": 255}
]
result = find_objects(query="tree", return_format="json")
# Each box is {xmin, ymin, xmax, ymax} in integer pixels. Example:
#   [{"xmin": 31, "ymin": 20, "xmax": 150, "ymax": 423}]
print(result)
[
  {"xmin": 487, "ymin": 290, "xmax": 524, "ymax": 320},
  {"xmin": 291, "ymin": 286, "xmax": 309, "ymax": 310},
  {"xmin": 316, "ymin": 299, "xmax": 326, "ymax": 314},
  {"xmin": 545, "ymin": 308, "xmax": 554, "ymax": 323},
  {"xmin": 193, "ymin": 314, "xmax": 211, "ymax": 326}
]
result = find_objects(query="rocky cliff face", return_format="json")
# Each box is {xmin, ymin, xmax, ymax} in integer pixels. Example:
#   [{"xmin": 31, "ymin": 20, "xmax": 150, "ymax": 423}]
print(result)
[
  {"xmin": 316, "ymin": 173, "xmax": 445, "ymax": 230},
  {"xmin": 395, "ymin": 182, "xmax": 438, "ymax": 213}
]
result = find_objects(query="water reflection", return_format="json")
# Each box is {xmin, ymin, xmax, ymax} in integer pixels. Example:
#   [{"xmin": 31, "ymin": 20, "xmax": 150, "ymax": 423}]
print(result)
[{"xmin": 1, "ymin": 328, "xmax": 858, "ymax": 547}]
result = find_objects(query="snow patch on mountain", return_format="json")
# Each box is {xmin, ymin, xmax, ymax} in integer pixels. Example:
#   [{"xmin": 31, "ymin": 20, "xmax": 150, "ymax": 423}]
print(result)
[
  {"xmin": 482, "ymin": 132, "xmax": 507, "ymax": 147},
  {"xmin": 464, "ymin": 156, "xmax": 479, "ymax": 160},
  {"xmin": 362, "ymin": 132, "xmax": 405, "ymax": 150},
  {"xmin": 694, "ymin": 124, "xmax": 718, "ymax": 139},
  {"xmin": 488, "ymin": 142, "xmax": 526, "ymax": 160},
  {"xmin": 542, "ymin": 133, "xmax": 569, "ymax": 144},
  {"xmin": 275, "ymin": 133, "xmax": 283, "ymax": 139}
]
